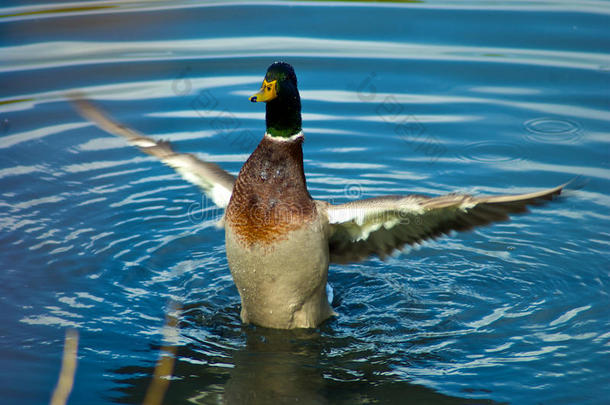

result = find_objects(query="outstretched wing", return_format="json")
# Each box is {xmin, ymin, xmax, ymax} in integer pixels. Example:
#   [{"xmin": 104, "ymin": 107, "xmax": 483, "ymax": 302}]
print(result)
[
  {"xmin": 326, "ymin": 184, "xmax": 566, "ymax": 263},
  {"xmin": 71, "ymin": 98, "xmax": 235, "ymax": 208}
]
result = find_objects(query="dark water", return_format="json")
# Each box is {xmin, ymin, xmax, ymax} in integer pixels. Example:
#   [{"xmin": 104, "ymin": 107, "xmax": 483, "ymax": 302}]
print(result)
[{"xmin": 1, "ymin": 1, "xmax": 609, "ymax": 404}]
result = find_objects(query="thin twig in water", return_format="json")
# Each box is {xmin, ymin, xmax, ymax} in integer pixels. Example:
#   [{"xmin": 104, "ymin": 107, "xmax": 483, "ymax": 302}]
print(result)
[
  {"xmin": 50, "ymin": 329, "xmax": 79, "ymax": 405},
  {"xmin": 142, "ymin": 302, "xmax": 182, "ymax": 405}
]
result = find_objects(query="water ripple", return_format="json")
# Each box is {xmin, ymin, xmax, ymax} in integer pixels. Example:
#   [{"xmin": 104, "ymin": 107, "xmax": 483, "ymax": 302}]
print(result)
[
  {"xmin": 549, "ymin": 305, "xmax": 591, "ymax": 327},
  {"xmin": 457, "ymin": 140, "xmax": 529, "ymax": 164},
  {"xmin": 2, "ymin": 37, "xmax": 608, "ymax": 74},
  {"xmin": 1, "ymin": 2, "xmax": 608, "ymax": 404},
  {"xmin": 523, "ymin": 117, "xmax": 584, "ymax": 144}
]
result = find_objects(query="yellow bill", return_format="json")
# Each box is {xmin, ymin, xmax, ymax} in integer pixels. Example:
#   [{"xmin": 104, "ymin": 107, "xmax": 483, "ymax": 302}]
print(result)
[{"xmin": 249, "ymin": 79, "xmax": 278, "ymax": 102}]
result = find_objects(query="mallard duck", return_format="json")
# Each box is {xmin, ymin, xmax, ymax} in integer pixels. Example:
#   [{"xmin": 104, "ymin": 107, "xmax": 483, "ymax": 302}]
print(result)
[{"xmin": 72, "ymin": 62, "xmax": 566, "ymax": 329}]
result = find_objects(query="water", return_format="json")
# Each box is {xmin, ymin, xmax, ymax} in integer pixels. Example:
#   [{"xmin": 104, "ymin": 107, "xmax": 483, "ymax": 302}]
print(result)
[{"xmin": 1, "ymin": 1, "xmax": 609, "ymax": 404}]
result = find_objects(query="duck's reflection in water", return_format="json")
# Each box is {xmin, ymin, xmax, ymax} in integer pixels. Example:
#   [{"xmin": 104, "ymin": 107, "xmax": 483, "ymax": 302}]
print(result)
[
  {"xmin": 113, "ymin": 319, "xmax": 498, "ymax": 404},
  {"xmin": 224, "ymin": 327, "xmax": 328, "ymax": 404}
]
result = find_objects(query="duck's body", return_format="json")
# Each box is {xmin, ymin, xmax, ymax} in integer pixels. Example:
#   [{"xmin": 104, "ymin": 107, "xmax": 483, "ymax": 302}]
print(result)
[
  {"xmin": 72, "ymin": 62, "xmax": 569, "ymax": 330},
  {"xmin": 225, "ymin": 133, "xmax": 333, "ymax": 328}
]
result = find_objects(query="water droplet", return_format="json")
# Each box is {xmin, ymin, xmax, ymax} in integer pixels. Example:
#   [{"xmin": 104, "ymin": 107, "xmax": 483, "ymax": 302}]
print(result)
[
  {"xmin": 171, "ymin": 68, "xmax": 192, "ymax": 96},
  {"xmin": 1, "ymin": 118, "xmax": 10, "ymax": 134}
]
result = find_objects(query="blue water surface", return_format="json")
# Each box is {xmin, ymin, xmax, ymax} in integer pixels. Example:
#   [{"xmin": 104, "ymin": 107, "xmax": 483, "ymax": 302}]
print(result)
[{"xmin": 1, "ymin": 1, "xmax": 609, "ymax": 404}]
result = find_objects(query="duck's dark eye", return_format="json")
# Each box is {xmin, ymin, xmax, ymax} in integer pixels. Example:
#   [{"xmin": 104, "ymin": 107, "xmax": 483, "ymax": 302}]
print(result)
[{"xmin": 266, "ymin": 86, "xmax": 271, "ymax": 91}]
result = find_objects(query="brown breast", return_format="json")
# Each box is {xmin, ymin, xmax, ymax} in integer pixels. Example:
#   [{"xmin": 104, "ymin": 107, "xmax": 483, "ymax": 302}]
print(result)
[{"xmin": 225, "ymin": 134, "xmax": 316, "ymax": 246}]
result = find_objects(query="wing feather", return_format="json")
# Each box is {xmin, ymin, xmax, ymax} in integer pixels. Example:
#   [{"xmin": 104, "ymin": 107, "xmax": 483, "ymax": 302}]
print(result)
[
  {"xmin": 326, "ymin": 184, "xmax": 566, "ymax": 263},
  {"xmin": 71, "ymin": 97, "xmax": 235, "ymax": 208}
]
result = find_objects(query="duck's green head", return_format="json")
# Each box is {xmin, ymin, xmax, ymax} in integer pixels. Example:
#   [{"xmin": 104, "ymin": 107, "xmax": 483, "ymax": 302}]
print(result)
[{"xmin": 250, "ymin": 61, "xmax": 302, "ymax": 138}]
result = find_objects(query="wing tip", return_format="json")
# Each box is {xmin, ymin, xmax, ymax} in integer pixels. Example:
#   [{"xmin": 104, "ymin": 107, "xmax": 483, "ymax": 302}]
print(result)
[{"xmin": 561, "ymin": 175, "xmax": 588, "ymax": 193}]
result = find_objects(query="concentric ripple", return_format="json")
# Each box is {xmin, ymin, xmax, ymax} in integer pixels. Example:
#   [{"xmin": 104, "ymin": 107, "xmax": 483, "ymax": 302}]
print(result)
[
  {"xmin": 457, "ymin": 140, "xmax": 530, "ymax": 164},
  {"xmin": 523, "ymin": 117, "xmax": 583, "ymax": 144}
]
